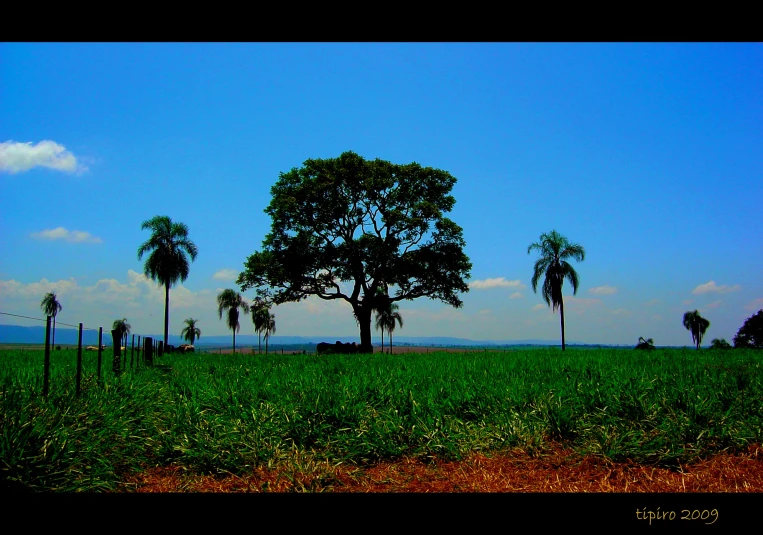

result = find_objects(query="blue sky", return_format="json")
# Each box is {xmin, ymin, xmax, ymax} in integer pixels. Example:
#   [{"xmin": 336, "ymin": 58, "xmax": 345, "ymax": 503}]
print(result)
[{"xmin": 1, "ymin": 42, "xmax": 761, "ymax": 346}]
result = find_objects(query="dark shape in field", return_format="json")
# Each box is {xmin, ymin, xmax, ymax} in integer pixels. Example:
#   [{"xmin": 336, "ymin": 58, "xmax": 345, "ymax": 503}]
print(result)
[
  {"xmin": 635, "ymin": 337, "xmax": 655, "ymax": 351},
  {"xmin": 683, "ymin": 310, "xmax": 710, "ymax": 350},
  {"xmin": 710, "ymin": 338, "xmax": 732, "ymax": 350},
  {"xmin": 317, "ymin": 341, "xmax": 360, "ymax": 354},
  {"xmin": 733, "ymin": 309, "xmax": 763, "ymax": 349},
  {"xmin": 178, "ymin": 343, "xmax": 195, "ymax": 353}
]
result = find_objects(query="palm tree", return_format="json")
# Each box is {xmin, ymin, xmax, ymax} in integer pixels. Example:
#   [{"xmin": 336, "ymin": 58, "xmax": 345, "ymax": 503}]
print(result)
[
  {"xmin": 40, "ymin": 292, "xmax": 63, "ymax": 348},
  {"xmin": 635, "ymin": 336, "xmax": 655, "ymax": 351},
  {"xmin": 251, "ymin": 298, "xmax": 270, "ymax": 354},
  {"xmin": 527, "ymin": 230, "xmax": 586, "ymax": 351},
  {"xmin": 112, "ymin": 318, "xmax": 131, "ymax": 348},
  {"xmin": 137, "ymin": 216, "xmax": 198, "ymax": 347},
  {"xmin": 264, "ymin": 313, "xmax": 276, "ymax": 355},
  {"xmin": 683, "ymin": 310, "xmax": 710, "ymax": 350},
  {"xmin": 181, "ymin": 318, "xmax": 201, "ymax": 346},
  {"xmin": 376, "ymin": 301, "xmax": 403, "ymax": 353},
  {"xmin": 217, "ymin": 289, "xmax": 250, "ymax": 354}
]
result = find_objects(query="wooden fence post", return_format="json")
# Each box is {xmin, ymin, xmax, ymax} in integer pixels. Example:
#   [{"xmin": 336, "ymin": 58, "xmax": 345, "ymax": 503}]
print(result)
[
  {"xmin": 43, "ymin": 316, "xmax": 51, "ymax": 398},
  {"xmin": 144, "ymin": 337, "xmax": 153, "ymax": 367},
  {"xmin": 97, "ymin": 327, "xmax": 103, "ymax": 381},
  {"xmin": 76, "ymin": 323, "xmax": 83, "ymax": 397},
  {"xmin": 131, "ymin": 334, "xmax": 135, "ymax": 370},
  {"xmin": 111, "ymin": 330, "xmax": 122, "ymax": 375},
  {"xmin": 136, "ymin": 335, "xmax": 141, "ymax": 368}
]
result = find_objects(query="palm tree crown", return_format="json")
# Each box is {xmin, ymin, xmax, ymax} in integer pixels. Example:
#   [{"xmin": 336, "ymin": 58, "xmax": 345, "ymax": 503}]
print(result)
[
  {"xmin": 217, "ymin": 289, "xmax": 250, "ymax": 354},
  {"xmin": 137, "ymin": 216, "xmax": 198, "ymax": 347},
  {"xmin": 264, "ymin": 312, "xmax": 276, "ymax": 354},
  {"xmin": 683, "ymin": 310, "xmax": 710, "ymax": 350},
  {"xmin": 112, "ymin": 318, "xmax": 131, "ymax": 347},
  {"xmin": 181, "ymin": 318, "xmax": 201, "ymax": 345},
  {"xmin": 40, "ymin": 292, "xmax": 63, "ymax": 348},
  {"xmin": 527, "ymin": 230, "xmax": 585, "ymax": 351},
  {"xmin": 375, "ymin": 301, "xmax": 403, "ymax": 353},
  {"xmin": 251, "ymin": 298, "xmax": 271, "ymax": 354}
]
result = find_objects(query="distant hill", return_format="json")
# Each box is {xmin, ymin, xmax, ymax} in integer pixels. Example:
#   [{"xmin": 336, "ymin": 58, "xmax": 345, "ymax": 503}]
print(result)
[{"xmin": 0, "ymin": 324, "xmax": 599, "ymax": 347}]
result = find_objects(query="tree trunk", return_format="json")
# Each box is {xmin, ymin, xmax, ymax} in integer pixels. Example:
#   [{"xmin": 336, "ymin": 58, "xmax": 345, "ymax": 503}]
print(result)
[
  {"xmin": 163, "ymin": 283, "xmax": 170, "ymax": 347},
  {"xmin": 233, "ymin": 330, "xmax": 236, "ymax": 354},
  {"xmin": 258, "ymin": 333, "xmax": 262, "ymax": 354},
  {"xmin": 52, "ymin": 315, "xmax": 56, "ymax": 348},
  {"xmin": 390, "ymin": 330, "xmax": 393, "ymax": 353},
  {"xmin": 265, "ymin": 334, "xmax": 269, "ymax": 355},
  {"xmin": 381, "ymin": 327, "xmax": 384, "ymax": 354},
  {"xmin": 356, "ymin": 304, "xmax": 373, "ymax": 353},
  {"xmin": 560, "ymin": 297, "xmax": 566, "ymax": 351}
]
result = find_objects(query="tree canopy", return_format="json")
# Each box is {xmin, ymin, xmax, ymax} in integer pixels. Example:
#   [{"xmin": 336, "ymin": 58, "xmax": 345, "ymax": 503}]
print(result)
[
  {"xmin": 181, "ymin": 318, "xmax": 201, "ymax": 345},
  {"xmin": 137, "ymin": 216, "xmax": 198, "ymax": 346},
  {"xmin": 733, "ymin": 309, "xmax": 763, "ymax": 349},
  {"xmin": 527, "ymin": 230, "xmax": 585, "ymax": 351},
  {"xmin": 237, "ymin": 151, "xmax": 471, "ymax": 352},
  {"xmin": 40, "ymin": 292, "xmax": 63, "ymax": 348},
  {"xmin": 683, "ymin": 310, "xmax": 710, "ymax": 350},
  {"xmin": 217, "ymin": 289, "xmax": 249, "ymax": 354}
]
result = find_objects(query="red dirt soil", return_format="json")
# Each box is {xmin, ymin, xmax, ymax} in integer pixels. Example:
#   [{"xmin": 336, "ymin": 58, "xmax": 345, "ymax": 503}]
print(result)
[{"xmin": 119, "ymin": 442, "xmax": 763, "ymax": 493}]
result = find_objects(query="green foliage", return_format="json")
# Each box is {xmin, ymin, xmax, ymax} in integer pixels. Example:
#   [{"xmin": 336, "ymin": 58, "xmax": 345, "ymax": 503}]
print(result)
[
  {"xmin": 181, "ymin": 318, "xmax": 201, "ymax": 345},
  {"xmin": 634, "ymin": 337, "xmax": 655, "ymax": 351},
  {"xmin": 251, "ymin": 298, "xmax": 271, "ymax": 354},
  {"xmin": 527, "ymin": 230, "xmax": 585, "ymax": 351},
  {"xmin": 137, "ymin": 216, "xmax": 198, "ymax": 346},
  {"xmin": 710, "ymin": 338, "xmax": 732, "ymax": 350},
  {"xmin": 237, "ymin": 151, "xmax": 472, "ymax": 352},
  {"xmin": 3, "ymin": 347, "xmax": 762, "ymax": 490},
  {"xmin": 112, "ymin": 318, "xmax": 131, "ymax": 347},
  {"xmin": 683, "ymin": 310, "xmax": 711, "ymax": 350},
  {"xmin": 733, "ymin": 309, "xmax": 763, "ymax": 349}
]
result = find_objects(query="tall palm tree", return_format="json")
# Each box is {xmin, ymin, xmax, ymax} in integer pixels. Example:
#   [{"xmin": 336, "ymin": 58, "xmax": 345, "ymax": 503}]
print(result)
[
  {"xmin": 137, "ymin": 216, "xmax": 198, "ymax": 347},
  {"xmin": 683, "ymin": 310, "xmax": 710, "ymax": 350},
  {"xmin": 376, "ymin": 301, "xmax": 403, "ymax": 353},
  {"xmin": 112, "ymin": 318, "xmax": 131, "ymax": 348},
  {"xmin": 264, "ymin": 313, "xmax": 276, "ymax": 355},
  {"xmin": 217, "ymin": 289, "xmax": 250, "ymax": 354},
  {"xmin": 527, "ymin": 230, "xmax": 586, "ymax": 351},
  {"xmin": 40, "ymin": 292, "xmax": 63, "ymax": 348},
  {"xmin": 251, "ymin": 298, "xmax": 270, "ymax": 354},
  {"xmin": 181, "ymin": 318, "xmax": 201, "ymax": 345}
]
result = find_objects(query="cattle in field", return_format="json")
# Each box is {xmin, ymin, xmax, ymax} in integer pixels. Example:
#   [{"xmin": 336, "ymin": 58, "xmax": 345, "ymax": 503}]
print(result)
[
  {"xmin": 317, "ymin": 341, "xmax": 359, "ymax": 354},
  {"xmin": 86, "ymin": 345, "xmax": 106, "ymax": 351},
  {"xmin": 178, "ymin": 344, "xmax": 195, "ymax": 353}
]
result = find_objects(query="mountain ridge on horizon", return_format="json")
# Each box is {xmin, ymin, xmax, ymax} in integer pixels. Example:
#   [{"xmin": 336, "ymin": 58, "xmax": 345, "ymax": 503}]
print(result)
[{"xmin": 0, "ymin": 324, "xmax": 615, "ymax": 347}]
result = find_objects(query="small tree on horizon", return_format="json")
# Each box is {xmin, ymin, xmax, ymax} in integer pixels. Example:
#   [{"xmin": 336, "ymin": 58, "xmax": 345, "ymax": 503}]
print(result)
[
  {"xmin": 112, "ymin": 318, "xmax": 131, "ymax": 348},
  {"xmin": 251, "ymin": 298, "xmax": 271, "ymax": 354},
  {"xmin": 181, "ymin": 318, "xmax": 201, "ymax": 346},
  {"xmin": 683, "ymin": 310, "xmax": 710, "ymax": 350},
  {"xmin": 376, "ymin": 300, "xmax": 403, "ymax": 353},
  {"xmin": 710, "ymin": 338, "xmax": 732, "ymax": 350},
  {"xmin": 264, "ymin": 312, "xmax": 276, "ymax": 355},
  {"xmin": 217, "ymin": 289, "xmax": 250, "ymax": 354},
  {"xmin": 40, "ymin": 292, "xmax": 63, "ymax": 349},
  {"xmin": 635, "ymin": 336, "xmax": 655, "ymax": 351}
]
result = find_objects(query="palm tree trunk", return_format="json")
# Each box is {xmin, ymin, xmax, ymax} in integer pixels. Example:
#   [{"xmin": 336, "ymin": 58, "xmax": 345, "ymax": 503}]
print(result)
[
  {"xmin": 259, "ymin": 333, "xmax": 262, "ymax": 354},
  {"xmin": 560, "ymin": 298, "xmax": 566, "ymax": 351},
  {"xmin": 265, "ymin": 334, "xmax": 269, "ymax": 355},
  {"xmin": 233, "ymin": 330, "xmax": 236, "ymax": 354},
  {"xmin": 381, "ymin": 329, "xmax": 384, "ymax": 354},
  {"xmin": 389, "ymin": 330, "xmax": 393, "ymax": 353},
  {"xmin": 164, "ymin": 283, "xmax": 170, "ymax": 347},
  {"xmin": 52, "ymin": 315, "xmax": 56, "ymax": 348}
]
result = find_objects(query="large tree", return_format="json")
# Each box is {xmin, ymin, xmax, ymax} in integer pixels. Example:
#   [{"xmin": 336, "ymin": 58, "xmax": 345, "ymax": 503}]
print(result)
[
  {"xmin": 683, "ymin": 310, "xmax": 710, "ymax": 350},
  {"xmin": 217, "ymin": 289, "xmax": 250, "ymax": 354},
  {"xmin": 732, "ymin": 309, "xmax": 762, "ymax": 349},
  {"xmin": 527, "ymin": 230, "xmax": 586, "ymax": 351},
  {"xmin": 40, "ymin": 292, "xmax": 63, "ymax": 348},
  {"xmin": 137, "ymin": 216, "xmax": 198, "ymax": 347},
  {"xmin": 237, "ymin": 151, "xmax": 472, "ymax": 353}
]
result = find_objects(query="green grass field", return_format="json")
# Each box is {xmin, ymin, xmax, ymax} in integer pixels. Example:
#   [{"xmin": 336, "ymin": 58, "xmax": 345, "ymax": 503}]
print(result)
[{"xmin": 1, "ymin": 347, "xmax": 761, "ymax": 491}]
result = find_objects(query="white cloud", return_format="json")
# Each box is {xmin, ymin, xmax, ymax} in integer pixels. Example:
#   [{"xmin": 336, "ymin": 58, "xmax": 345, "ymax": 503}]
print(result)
[
  {"xmin": 470, "ymin": 277, "xmax": 525, "ymax": 290},
  {"xmin": 745, "ymin": 298, "xmax": 763, "ymax": 311},
  {"xmin": 610, "ymin": 308, "xmax": 632, "ymax": 316},
  {"xmin": 531, "ymin": 304, "xmax": 546, "ymax": 312},
  {"xmin": 704, "ymin": 300, "xmax": 722, "ymax": 309},
  {"xmin": 0, "ymin": 140, "xmax": 87, "ymax": 174},
  {"xmin": 509, "ymin": 292, "xmax": 523, "ymax": 299},
  {"xmin": 692, "ymin": 280, "xmax": 741, "ymax": 295},
  {"xmin": 31, "ymin": 227, "xmax": 102, "ymax": 244},
  {"xmin": 589, "ymin": 285, "xmax": 617, "ymax": 296},
  {"xmin": 213, "ymin": 269, "xmax": 239, "ymax": 281}
]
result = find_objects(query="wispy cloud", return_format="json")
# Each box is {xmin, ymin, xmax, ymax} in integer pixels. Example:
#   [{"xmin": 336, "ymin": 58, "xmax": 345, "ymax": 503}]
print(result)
[
  {"xmin": 531, "ymin": 304, "xmax": 546, "ymax": 312},
  {"xmin": 744, "ymin": 298, "xmax": 763, "ymax": 311},
  {"xmin": 0, "ymin": 140, "xmax": 88, "ymax": 174},
  {"xmin": 645, "ymin": 299, "xmax": 660, "ymax": 306},
  {"xmin": 509, "ymin": 292, "xmax": 523, "ymax": 299},
  {"xmin": 704, "ymin": 300, "xmax": 723, "ymax": 309},
  {"xmin": 589, "ymin": 285, "xmax": 617, "ymax": 295},
  {"xmin": 692, "ymin": 280, "xmax": 741, "ymax": 295},
  {"xmin": 31, "ymin": 227, "xmax": 102, "ymax": 243},
  {"xmin": 213, "ymin": 269, "xmax": 239, "ymax": 281},
  {"xmin": 469, "ymin": 277, "xmax": 525, "ymax": 290}
]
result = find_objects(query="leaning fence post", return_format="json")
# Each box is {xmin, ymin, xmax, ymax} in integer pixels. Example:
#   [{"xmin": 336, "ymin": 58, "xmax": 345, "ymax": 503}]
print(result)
[
  {"xmin": 76, "ymin": 323, "xmax": 83, "ymax": 397},
  {"xmin": 97, "ymin": 327, "xmax": 103, "ymax": 381},
  {"xmin": 43, "ymin": 316, "xmax": 51, "ymax": 398}
]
